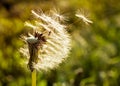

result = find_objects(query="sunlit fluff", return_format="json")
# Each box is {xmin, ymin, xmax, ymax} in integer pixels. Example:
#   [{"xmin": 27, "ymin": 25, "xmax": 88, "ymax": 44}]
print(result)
[
  {"xmin": 75, "ymin": 10, "xmax": 93, "ymax": 25},
  {"xmin": 20, "ymin": 10, "xmax": 71, "ymax": 71}
]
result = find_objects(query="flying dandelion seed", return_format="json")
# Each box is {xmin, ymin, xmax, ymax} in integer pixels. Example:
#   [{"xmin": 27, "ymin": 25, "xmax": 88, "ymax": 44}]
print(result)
[
  {"xmin": 20, "ymin": 9, "xmax": 71, "ymax": 72},
  {"xmin": 75, "ymin": 9, "xmax": 93, "ymax": 25}
]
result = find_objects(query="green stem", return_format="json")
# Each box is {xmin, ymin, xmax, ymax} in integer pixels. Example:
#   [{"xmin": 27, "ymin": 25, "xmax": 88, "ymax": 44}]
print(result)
[{"xmin": 32, "ymin": 70, "xmax": 36, "ymax": 86}]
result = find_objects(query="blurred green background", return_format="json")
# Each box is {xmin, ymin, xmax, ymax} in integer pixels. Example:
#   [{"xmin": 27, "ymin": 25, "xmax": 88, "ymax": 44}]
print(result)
[{"xmin": 0, "ymin": 0, "xmax": 120, "ymax": 86}]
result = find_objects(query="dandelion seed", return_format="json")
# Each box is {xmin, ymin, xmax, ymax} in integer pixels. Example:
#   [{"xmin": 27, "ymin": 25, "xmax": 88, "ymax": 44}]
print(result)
[
  {"xmin": 20, "ymin": 9, "xmax": 71, "ymax": 72},
  {"xmin": 75, "ymin": 9, "xmax": 93, "ymax": 25},
  {"xmin": 50, "ymin": 8, "xmax": 65, "ymax": 21}
]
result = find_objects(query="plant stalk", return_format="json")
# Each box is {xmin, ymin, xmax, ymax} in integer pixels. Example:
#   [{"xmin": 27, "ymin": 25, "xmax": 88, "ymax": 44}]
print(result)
[{"xmin": 32, "ymin": 69, "xmax": 36, "ymax": 86}]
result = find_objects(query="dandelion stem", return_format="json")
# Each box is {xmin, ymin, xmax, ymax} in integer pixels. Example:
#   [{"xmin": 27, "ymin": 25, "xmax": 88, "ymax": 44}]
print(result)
[{"xmin": 32, "ymin": 69, "xmax": 36, "ymax": 86}]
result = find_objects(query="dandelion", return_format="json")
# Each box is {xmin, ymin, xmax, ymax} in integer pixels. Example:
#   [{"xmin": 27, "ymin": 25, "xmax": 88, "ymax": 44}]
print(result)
[
  {"xmin": 20, "ymin": 9, "xmax": 71, "ymax": 72},
  {"xmin": 75, "ymin": 9, "xmax": 93, "ymax": 25}
]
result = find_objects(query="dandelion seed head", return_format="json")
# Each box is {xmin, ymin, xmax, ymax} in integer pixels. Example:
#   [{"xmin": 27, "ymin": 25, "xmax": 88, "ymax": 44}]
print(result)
[{"xmin": 20, "ymin": 9, "xmax": 71, "ymax": 71}]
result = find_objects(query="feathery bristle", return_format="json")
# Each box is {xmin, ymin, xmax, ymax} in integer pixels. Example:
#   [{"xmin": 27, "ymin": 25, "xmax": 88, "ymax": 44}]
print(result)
[{"xmin": 75, "ymin": 9, "xmax": 93, "ymax": 25}]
